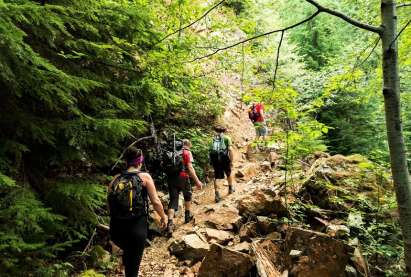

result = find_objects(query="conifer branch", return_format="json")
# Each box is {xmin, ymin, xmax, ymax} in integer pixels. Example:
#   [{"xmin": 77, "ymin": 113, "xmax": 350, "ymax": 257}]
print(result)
[
  {"xmin": 304, "ymin": 0, "xmax": 383, "ymax": 34},
  {"xmin": 188, "ymin": 11, "xmax": 320, "ymax": 62},
  {"xmin": 158, "ymin": 0, "xmax": 226, "ymax": 43}
]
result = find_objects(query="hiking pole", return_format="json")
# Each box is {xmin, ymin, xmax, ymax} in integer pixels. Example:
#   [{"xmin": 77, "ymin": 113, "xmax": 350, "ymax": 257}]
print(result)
[{"xmin": 173, "ymin": 133, "xmax": 176, "ymax": 165}]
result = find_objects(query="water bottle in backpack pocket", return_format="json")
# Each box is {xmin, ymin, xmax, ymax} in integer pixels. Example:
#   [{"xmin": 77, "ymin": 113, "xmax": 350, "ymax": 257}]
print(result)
[{"xmin": 108, "ymin": 172, "xmax": 147, "ymax": 219}]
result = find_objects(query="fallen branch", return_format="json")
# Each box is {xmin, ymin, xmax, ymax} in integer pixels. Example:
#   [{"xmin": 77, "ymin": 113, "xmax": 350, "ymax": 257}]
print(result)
[
  {"xmin": 111, "ymin": 135, "xmax": 154, "ymax": 171},
  {"xmin": 82, "ymin": 228, "xmax": 97, "ymax": 255}
]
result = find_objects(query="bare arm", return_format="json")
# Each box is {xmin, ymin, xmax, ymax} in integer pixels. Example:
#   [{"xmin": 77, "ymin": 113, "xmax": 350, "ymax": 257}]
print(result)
[
  {"xmin": 140, "ymin": 173, "xmax": 167, "ymax": 225},
  {"xmin": 260, "ymin": 107, "xmax": 265, "ymax": 121},
  {"xmin": 228, "ymin": 145, "xmax": 234, "ymax": 166},
  {"xmin": 187, "ymin": 162, "xmax": 203, "ymax": 188}
]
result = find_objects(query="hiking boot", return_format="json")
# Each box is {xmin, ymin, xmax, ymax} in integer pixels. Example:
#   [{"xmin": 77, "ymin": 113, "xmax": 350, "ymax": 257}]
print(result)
[
  {"xmin": 215, "ymin": 192, "xmax": 221, "ymax": 203},
  {"xmin": 184, "ymin": 211, "xmax": 194, "ymax": 224},
  {"xmin": 228, "ymin": 185, "xmax": 235, "ymax": 194},
  {"xmin": 167, "ymin": 220, "xmax": 174, "ymax": 236}
]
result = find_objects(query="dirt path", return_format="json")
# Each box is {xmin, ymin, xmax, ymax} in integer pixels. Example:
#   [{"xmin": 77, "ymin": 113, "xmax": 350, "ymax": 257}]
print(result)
[
  {"xmin": 138, "ymin": 163, "xmax": 281, "ymax": 276},
  {"xmin": 136, "ymin": 105, "xmax": 270, "ymax": 277}
]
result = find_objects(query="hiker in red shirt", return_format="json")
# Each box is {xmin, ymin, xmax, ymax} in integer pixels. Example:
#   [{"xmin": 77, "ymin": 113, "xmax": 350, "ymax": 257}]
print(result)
[
  {"xmin": 166, "ymin": 139, "xmax": 203, "ymax": 235},
  {"xmin": 248, "ymin": 102, "xmax": 267, "ymax": 140}
]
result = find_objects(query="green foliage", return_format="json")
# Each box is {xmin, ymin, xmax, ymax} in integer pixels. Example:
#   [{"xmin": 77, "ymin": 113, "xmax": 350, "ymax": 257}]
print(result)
[
  {"xmin": 79, "ymin": 269, "xmax": 105, "ymax": 277},
  {"xmin": 318, "ymin": 68, "xmax": 387, "ymax": 158},
  {"xmin": 44, "ymin": 179, "xmax": 106, "ymax": 240},
  {"xmin": 0, "ymin": 0, "xmax": 222, "ymax": 274},
  {"xmin": 0, "ymin": 185, "xmax": 69, "ymax": 276},
  {"xmin": 244, "ymin": 84, "xmax": 327, "ymax": 161}
]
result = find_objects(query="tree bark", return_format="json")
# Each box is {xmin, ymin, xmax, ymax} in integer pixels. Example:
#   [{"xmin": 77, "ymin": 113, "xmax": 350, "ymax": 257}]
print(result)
[{"xmin": 381, "ymin": 0, "xmax": 411, "ymax": 274}]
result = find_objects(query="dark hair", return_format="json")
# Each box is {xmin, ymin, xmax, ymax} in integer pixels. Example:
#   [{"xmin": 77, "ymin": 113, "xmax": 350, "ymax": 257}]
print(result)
[
  {"xmin": 214, "ymin": 125, "xmax": 227, "ymax": 133},
  {"xmin": 124, "ymin": 146, "xmax": 142, "ymax": 161}
]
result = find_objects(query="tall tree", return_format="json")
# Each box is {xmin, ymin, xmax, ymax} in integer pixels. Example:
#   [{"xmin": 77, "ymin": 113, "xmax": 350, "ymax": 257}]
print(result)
[{"xmin": 179, "ymin": 0, "xmax": 411, "ymax": 272}]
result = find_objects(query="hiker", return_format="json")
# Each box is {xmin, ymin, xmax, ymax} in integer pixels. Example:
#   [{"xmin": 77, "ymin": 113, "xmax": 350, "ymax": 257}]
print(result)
[
  {"xmin": 248, "ymin": 102, "xmax": 267, "ymax": 140},
  {"xmin": 166, "ymin": 139, "xmax": 203, "ymax": 234},
  {"xmin": 108, "ymin": 146, "xmax": 167, "ymax": 277},
  {"xmin": 209, "ymin": 125, "xmax": 235, "ymax": 203}
]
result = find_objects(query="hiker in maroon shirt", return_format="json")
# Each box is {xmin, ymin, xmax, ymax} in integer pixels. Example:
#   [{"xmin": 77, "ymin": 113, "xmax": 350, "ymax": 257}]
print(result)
[{"xmin": 248, "ymin": 102, "xmax": 267, "ymax": 140}]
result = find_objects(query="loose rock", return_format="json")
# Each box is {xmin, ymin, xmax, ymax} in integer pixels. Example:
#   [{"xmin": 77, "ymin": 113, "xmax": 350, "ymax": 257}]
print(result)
[
  {"xmin": 204, "ymin": 228, "xmax": 234, "ymax": 244},
  {"xmin": 238, "ymin": 188, "xmax": 287, "ymax": 217},
  {"xmin": 235, "ymin": 163, "xmax": 259, "ymax": 180},
  {"xmin": 231, "ymin": 241, "xmax": 250, "ymax": 253},
  {"xmin": 169, "ymin": 233, "xmax": 210, "ymax": 262},
  {"xmin": 203, "ymin": 206, "xmax": 242, "ymax": 231},
  {"xmin": 326, "ymin": 224, "xmax": 350, "ymax": 238},
  {"xmin": 239, "ymin": 221, "xmax": 258, "ymax": 241},
  {"xmin": 198, "ymin": 243, "xmax": 254, "ymax": 277},
  {"xmin": 285, "ymin": 227, "xmax": 352, "ymax": 277},
  {"xmin": 257, "ymin": 216, "xmax": 280, "ymax": 234}
]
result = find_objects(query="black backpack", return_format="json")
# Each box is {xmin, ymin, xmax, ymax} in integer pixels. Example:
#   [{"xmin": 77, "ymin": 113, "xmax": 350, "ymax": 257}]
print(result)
[
  {"xmin": 163, "ymin": 145, "xmax": 185, "ymax": 177},
  {"xmin": 209, "ymin": 134, "xmax": 229, "ymax": 163},
  {"xmin": 108, "ymin": 172, "xmax": 147, "ymax": 219}
]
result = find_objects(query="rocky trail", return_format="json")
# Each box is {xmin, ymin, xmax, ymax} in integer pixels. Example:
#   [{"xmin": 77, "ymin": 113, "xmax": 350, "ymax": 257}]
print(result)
[{"xmin": 99, "ymin": 100, "xmax": 377, "ymax": 277}]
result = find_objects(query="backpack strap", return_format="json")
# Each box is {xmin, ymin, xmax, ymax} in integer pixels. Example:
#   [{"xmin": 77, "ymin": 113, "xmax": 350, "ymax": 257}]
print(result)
[{"xmin": 122, "ymin": 170, "xmax": 149, "ymax": 216}]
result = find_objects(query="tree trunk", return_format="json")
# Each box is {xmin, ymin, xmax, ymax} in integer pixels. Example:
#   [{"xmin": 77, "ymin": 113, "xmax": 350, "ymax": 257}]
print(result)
[{"xmin": 381, "ymin": 0, "xmax": 411, "ymax": 274}]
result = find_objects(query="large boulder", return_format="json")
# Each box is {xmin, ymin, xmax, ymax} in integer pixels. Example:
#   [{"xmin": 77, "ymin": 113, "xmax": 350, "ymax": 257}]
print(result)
[
  {"xmin": 204, "ymin": 206, "xmax": 242, "ymax": 231},
  {"xmin": 299, "ymin": 154, "xmax": 391, "ymax": 211},
  {"xmin": 285, "ymin": 227, "xmax": 353, "ymax": 277},
  {"xmin": 169, "ymin": 233, "xmax": 210, "ymax": 262},
  {"xmin": 235, "ymin": 162, "xmax": 259, "ymax": 180},
  {"xmin": 238, "ymin": 188, "xmax": 287, "ymax": 217},
  {"xmin": 198, "ymin": 243, "xmax": 254, "ymax": 277}
]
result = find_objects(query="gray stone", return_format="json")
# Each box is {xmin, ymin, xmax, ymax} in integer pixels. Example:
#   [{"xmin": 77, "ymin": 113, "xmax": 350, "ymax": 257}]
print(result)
[{"xmin": 289, "ymin": 249, "xmax": 302, "ymax": 257}]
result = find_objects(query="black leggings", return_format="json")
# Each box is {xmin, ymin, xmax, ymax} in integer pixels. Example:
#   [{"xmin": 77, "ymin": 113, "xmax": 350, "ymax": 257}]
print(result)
[{"xmin": 110, "ymin": 216, "xmax": 148, "ymax": 277}]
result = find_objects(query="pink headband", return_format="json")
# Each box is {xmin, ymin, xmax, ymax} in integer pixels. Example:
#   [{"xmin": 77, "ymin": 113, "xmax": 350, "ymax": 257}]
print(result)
[{"xmin": 127, "ymin": 155, "xmax": 144, "ymax": 167}]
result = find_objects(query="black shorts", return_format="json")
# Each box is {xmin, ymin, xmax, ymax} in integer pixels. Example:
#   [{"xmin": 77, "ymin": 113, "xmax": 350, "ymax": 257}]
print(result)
[
  {"xmin": 212, "ymin": 158, "xmax": 232, "ymax": 179},
  {"xmin": 168, "ymin": 176, "xmax": 192, "ymax": 211}
]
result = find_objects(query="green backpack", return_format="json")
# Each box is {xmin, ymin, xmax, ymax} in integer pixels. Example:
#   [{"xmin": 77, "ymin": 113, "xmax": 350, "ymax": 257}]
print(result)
[{"xmin": 209, "ymin": 134, "xmax": 229, "ymax": 163}]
